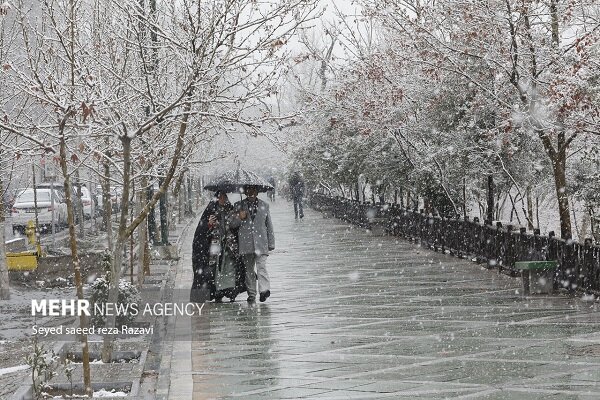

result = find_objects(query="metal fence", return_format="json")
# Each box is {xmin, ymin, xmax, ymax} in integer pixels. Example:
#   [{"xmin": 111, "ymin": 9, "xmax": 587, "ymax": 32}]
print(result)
[{"xmin": 310, "ymin": 193, "xmax": 600, "ymax": 294}]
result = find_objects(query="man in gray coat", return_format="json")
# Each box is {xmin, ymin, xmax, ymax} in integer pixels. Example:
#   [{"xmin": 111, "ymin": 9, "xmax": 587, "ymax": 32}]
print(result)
[{"xmin": 230, "ymin": 186, "xmax": 275, "ymax": 303}]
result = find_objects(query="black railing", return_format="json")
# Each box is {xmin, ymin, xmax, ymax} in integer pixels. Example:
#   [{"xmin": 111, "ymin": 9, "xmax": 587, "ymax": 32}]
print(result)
[{"xmin": 310, "ymin": 193, "xmax": 600, "ymax": 294}]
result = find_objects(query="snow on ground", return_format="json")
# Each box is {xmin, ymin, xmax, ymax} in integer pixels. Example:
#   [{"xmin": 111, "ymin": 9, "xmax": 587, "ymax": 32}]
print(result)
[
  {"xmin": 0, "ymin": 339, "xmax": 33, "ymax": 398},
  {"xmin": 0, "ymin": 364, "xmax": 29, "ymax": 376},
  {"xmin": 93, "ymin": 389, "xmax": 128, "ymax": 397},
  {"xmin": 0, "ymin": 285, "xmax": 79, "ymax": 398},
  {"xmin": 0, "ymin": 285, "xmax": 77, "ymax": 340},
  {"xmin": 42, "ymin": 389, "xmax": 128, "ymax": 398}
]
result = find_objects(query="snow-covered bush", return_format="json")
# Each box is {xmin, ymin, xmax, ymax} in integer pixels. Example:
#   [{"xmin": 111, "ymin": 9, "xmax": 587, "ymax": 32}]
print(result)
[
  {"xmin": 24, "ymin": 340, "xmax": 57, "ymax": 400},
  {"xmin": 88, "ymin": 273, "xmax": 141, "ymax": 328}
]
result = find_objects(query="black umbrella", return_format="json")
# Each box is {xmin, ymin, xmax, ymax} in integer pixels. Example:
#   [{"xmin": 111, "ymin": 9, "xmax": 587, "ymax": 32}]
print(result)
[{"xmin": 204, "ymin": 168, "xmax": 274, "ymax": 193}]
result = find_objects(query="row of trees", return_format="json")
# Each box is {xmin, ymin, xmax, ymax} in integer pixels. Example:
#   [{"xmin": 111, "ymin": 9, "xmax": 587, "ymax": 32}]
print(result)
[
  {"xmin": 1, "ymin": 0, "xmax": 320, "ymax": 394},
  {"xmin": 287, "ymin": 0, "xmax": 600, "ymax": 241}
]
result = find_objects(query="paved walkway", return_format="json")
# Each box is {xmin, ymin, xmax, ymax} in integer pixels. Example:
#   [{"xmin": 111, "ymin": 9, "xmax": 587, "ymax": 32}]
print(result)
[{"xmin": 165, "ymin": 198, "xmax": 600, "ymax": 399}]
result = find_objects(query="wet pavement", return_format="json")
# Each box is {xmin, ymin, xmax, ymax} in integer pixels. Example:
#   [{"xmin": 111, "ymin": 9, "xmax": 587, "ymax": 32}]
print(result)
[{"xmin": 165, "ymin": 198, "xmax": 600, "ymax": 399}]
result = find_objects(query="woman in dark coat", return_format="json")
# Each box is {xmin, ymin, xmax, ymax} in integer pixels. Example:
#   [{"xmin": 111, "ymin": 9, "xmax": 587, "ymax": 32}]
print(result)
[{"xmin": 191, "ymin": 191, "xmax": 246, "ymax": 303}]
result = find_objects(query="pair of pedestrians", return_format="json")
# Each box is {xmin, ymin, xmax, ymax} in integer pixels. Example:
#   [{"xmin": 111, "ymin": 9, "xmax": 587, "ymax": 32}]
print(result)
[{"xmin": 191, "ymin": 187, "xmax": 274, "ymax": 304}]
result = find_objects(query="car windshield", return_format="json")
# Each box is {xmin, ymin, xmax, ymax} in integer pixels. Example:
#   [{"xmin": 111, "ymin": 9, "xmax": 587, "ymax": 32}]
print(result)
[{"xmin": 16, "ymin": 189, "xmax": 51, "ymax": 203}]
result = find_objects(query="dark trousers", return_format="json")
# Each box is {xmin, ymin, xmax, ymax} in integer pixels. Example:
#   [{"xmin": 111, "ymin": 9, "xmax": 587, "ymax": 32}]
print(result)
[{"xmin": 293, "ymin": 197, "xmax": 304, "ymax": 219}]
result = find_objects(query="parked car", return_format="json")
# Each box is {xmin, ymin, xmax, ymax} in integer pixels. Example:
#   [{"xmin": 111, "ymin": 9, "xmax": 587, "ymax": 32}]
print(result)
[
  {"xmin": 36, "ymin": 182, "xmax": 85, "ymax": 224},
  {"xmin": 11, "ymin": 188, "xmax": 67, "ymax": 234},
  {"xmin": 73, "ymin": 185, "xmax": 93, "ymax": 219},
  {"xmin": 36, "ymin": 182, "xmax": 67, "ymax": 200},
  {"xmin": 81, "ymin": 186, "xmax": 94, "ymax": 218}
]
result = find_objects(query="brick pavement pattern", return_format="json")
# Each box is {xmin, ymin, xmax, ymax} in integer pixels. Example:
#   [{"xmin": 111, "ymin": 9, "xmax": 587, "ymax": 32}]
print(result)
[{"xmin": 166, "ymin": 199, "xmax": 600, "ymax": 399}]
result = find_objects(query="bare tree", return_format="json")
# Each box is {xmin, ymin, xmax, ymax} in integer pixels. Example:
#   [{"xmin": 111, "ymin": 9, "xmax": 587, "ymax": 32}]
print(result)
[{"xmin": 88, "ymin": 0, "xmax": 321, "ymax": 361}]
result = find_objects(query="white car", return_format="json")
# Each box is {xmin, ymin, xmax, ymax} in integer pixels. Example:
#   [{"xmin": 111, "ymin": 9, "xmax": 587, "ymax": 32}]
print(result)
[
  {"xmin": 78, "ymin": 186, "xmax": 93, "ymax": 219},
  {"xmin": 72, "ymin": 184, "xmax": 93, "ymax": 218},
  {"xmin": 11, "ymin": 188, "xmax": 67, "ymax": 234}
]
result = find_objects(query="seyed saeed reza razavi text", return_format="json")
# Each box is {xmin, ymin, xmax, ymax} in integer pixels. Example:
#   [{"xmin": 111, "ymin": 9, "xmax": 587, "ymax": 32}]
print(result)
[
  {"xmin": 31, "ymin": 299, "xmax": 205, "ymax": 317},
  {"xmin": 32, "ymin": 324, "xmax": 155, "ymax": 337}
]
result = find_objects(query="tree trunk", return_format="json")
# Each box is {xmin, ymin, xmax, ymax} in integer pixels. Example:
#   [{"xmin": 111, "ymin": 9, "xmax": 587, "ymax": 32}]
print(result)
[
  {"xmin": 102, "ymin": 135, "xmax": 132, "ymax": 363},
  {"xmin": 580, "ymin": 205, "xmax": 589, "ymax": 239},
  {"xmin": 424, "ymin": 198, "xmax": 431, "ymax": 214},
  {"xmin": 536, "ymin": 196, "xmax": 540, "ymax": 230},
  {"xmin": 338, "ymin": 184, "xmax": 345, "ymax": 199},
  {"xmin": 399, "ymin": 187, "xmax": 404, "ymax": 208},
  {"xmin": 0, "ymin": 178, "xmax": 10, "ymax": 300},
  {"xmin": 173, "ymin": 171, "xmax": 185, "ymax": 223},
  {"xmin": 159, "ymin": 174, "xmax": 169, "ymax": 245},
  {"xmin": 178, "ymin": 181, "xmax": 184, "ymax": 223},
  {"xmin": 361, "ymin": 178, "xmax": 367, "ymax": 202},
  {"xmin": 552, "ymin": 150, "xmax": 572, "ymax": 239},
  {"xmin": 537, "ymin": 126, "xmax": 573, "ymax": 239},
  {"xmin": 508, "ymin": 192, "xmax": 521, "ymax": 225},
  {"xmin": 526, "ymin": 186, "xmax": 534, "ymax": 230},
  {"xmin": 186, "ymin": 175, "xmax": 193, "ymax": 216},
  {"xmin": 147, "ymin": 184, "xmax": 157, "ymax": 244},
  {"xmin": 102, "ymin": 155, "xmax": 113, "ymax": 249},
  {"xmin": 75, "ymin": 169, "xmax": 85, "ymax": 238},
  {"xmin": 58, "ymin": 130, "xmax": 92, "ymax": 396},
  {"xmin": 463, "ymin": 178, "xmax": 467, "ymax": 219},
  {"xmin": 137, "ymin": 177, "xmax": 149, "ymax": 286},
  {"xmin": 129, "ymin": 171, "xmax": 135, "ymax": 284},
  {"xmin": 102, "ymin": 99, "xmax": 191, "ymax": 361},
  {"xmin": 486, "ymin": 175, "xmax": 494, "ymax": 225}
]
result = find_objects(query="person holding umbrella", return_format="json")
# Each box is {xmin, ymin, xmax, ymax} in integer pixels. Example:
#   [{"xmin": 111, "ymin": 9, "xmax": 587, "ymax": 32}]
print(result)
[
  {"xmin": 230, "ymin": 185, "xmax": 275, "ymax": 303},
  {"xmin": 191, "ymin": 191, "xmax": 246, "ymax": 303}
]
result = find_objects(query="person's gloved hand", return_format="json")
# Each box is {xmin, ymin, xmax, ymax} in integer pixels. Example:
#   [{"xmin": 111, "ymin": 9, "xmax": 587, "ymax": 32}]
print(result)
[{"xmin": 208, "ymin": 215, "xmax": 217, "ymax": 228}]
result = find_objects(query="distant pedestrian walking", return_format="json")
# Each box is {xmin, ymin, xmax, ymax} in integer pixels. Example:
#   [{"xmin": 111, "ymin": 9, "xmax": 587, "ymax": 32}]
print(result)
[
  {"xmin": 230, "ymin": 186, "xmax": 275, "ymax": 303},
  {"xmin": 288, "ymin": 172, "xmax": 304, "ymax": 219},
  {"xmin": 267, "ymin": 176, "xmax": 276, "ymax": 202}
]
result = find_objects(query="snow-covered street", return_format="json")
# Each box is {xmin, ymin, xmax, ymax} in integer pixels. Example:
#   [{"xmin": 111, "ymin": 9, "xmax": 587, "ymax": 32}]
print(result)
[
  {"xmin": 162, "ymin": 199, "xmax": 600, "ymax": 399},
  {"xmin": 1, "ymin": 0, "xmax": 600, "ymax": 397}
]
